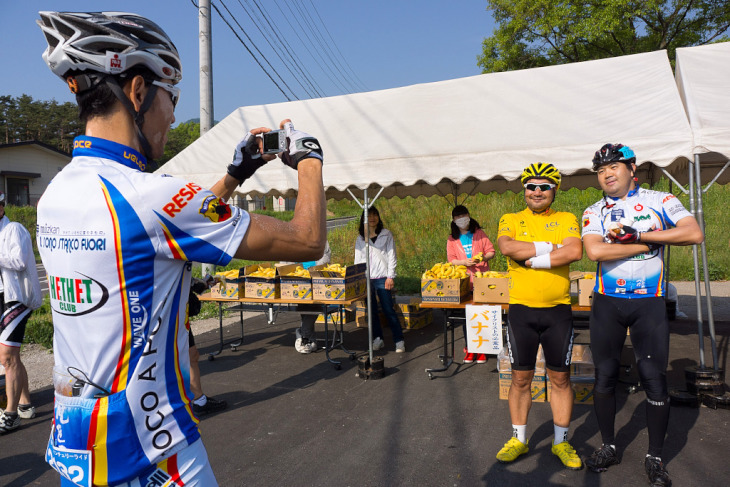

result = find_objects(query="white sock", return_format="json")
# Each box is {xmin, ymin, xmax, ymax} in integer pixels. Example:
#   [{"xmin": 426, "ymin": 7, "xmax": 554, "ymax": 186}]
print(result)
[
  {"xmin": 554, "ymin": 424, "xmax": 569, "ymax": 445},
  {"xmin": 193, "ymin": 394, "xmax": 208, "ymax": 406},
  {"xmin": 512, "ymin": 424, "xmax": 527, "ymax": 444}
]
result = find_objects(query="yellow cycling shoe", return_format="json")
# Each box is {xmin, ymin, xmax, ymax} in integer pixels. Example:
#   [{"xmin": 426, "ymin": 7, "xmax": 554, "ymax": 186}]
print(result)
[
  {"xmin": 496, "ymin": 437, "xmax": 529, "ymax": 463},
  {"xmin": 551, "ymin": 441, "xmax": 584, "ymax": 470}
]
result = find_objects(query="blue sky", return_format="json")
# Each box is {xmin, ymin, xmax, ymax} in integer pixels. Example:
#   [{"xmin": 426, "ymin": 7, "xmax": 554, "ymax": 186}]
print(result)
[{"xmin": 2, "ymin": 1, "xmax": 496, "ymax": 125}]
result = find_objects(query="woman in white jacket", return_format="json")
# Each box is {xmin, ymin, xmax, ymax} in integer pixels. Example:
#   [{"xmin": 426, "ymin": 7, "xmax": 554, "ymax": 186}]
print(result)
[
  {"xmin": 354, "ymin": 206, "xmax": 404, "ymax": 353},
  {"xmin": 0, "ymin": 193, "xmax": 43, "ymax": 433}
]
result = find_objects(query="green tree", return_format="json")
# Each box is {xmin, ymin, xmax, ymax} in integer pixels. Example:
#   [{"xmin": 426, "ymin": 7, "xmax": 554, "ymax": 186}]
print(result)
[
  {"xmin": 156, "ymin": 120, "xmax": 201, "ymax": 170},
  {"xmin": 478, "ymin": 0, "xmax": 730, "ymax": 73},
  {"xmin": 0, "ymin": 94, "xmax": 81, "ymax": 151}
]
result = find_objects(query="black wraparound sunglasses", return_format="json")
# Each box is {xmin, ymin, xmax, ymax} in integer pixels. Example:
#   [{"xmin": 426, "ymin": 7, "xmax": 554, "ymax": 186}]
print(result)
[{"xmin": 524, "ymin": 183, "xmax": 556, "ymax": 192}]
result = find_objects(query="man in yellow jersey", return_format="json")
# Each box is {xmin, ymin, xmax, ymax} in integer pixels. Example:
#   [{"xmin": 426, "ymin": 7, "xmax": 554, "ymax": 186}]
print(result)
[{"xmin": 495, "ymin": 163, "xmax": 584, "ymax": 470}]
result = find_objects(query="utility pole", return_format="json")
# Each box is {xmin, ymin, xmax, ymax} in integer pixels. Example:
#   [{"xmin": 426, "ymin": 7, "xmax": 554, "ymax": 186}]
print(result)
[
  {"xmin": 199, "ymin": 0, "xmax": 214, "ymax": 135},
  {"xmin": 199, "ymin": 0, "xmax": 216, "ymax": 279}
]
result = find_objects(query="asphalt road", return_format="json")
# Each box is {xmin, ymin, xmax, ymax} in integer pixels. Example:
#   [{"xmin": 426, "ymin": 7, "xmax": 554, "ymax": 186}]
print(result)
[{"xmin": 4, "ymin": 284, "xmax": 730, "ymax": 486}]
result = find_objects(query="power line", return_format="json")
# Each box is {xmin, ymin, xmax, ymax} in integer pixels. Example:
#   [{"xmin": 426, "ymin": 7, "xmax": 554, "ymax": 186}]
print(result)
[
  {"xmin": 305, "ymin": 0, "xmax": 369, "ymax": 92},
  {"xmin": 274, "ymin": 0, "xmax": 351, "ymax": 95},
  {"xmin": 288, "ymin": 0, "xmax": 357, "ymax": 93},
  {"xmin": 215, "ymin": 0, "xmax": 300, "ymax": 100},
  {"xmin": 242, "ymin": 0, "xmax": 325, "ymax": 98},
  {"xmin": 206, "ymin": 1, "xmax": 295, "ymax": 101},
  {"xmin": 291, "ymin": 0, "xmax": 361, "ymax": 94},
  {"xmin": 192, "ymin": 0, "xmax": 368, "ymax": 100}
]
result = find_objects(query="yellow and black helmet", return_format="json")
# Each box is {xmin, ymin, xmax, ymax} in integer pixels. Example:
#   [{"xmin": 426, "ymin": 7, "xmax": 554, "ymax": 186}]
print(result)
[{"xmin": 520, "ymin": 163, "xmax": 561, "ymax": 190}]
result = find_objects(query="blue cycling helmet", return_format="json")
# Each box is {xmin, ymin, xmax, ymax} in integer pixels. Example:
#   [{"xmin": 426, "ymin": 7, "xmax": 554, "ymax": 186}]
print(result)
[{"xmin": 592, "ymin": 143, "xmax": 636, "ymax": 171}]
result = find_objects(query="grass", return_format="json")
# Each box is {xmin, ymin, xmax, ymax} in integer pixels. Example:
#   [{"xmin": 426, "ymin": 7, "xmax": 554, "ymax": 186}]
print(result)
[
  {"xmin": 21, "ymin": 178, "xmax": 730, "ymax": 349},
  {"xmin": 320, "ymin": 178, "xmax": 730, "ymax": 294},
  {"xmin": 24, "ymin": 296, "xmax": 54, "ymax": 349}
]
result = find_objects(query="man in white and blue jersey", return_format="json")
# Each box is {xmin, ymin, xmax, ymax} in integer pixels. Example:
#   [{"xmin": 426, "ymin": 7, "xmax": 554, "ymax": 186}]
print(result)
[
  {"xmin": 582, "ymin": 143, "xmax": 703, "ymax": 487},
  {"xmin": 36, "ymin": 11, "xmax": 326, "ymax": 486}
]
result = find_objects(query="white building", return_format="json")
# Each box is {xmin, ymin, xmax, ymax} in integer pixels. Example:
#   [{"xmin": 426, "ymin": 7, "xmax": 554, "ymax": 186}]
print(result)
[{"xmin": 0, "ymin": 141, "xmax": 71, "ymax": 206}]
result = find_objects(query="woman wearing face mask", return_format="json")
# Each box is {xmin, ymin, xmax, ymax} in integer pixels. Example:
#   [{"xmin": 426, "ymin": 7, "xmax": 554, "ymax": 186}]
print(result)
[{"xmin": 447, "ymin": 205, "xmax": 495, "ymax": 364}]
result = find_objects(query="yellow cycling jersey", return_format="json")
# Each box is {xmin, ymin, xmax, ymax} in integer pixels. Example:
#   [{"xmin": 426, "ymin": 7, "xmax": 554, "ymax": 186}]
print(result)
[{"xmin": 497, "ymin": 208, "xmax": 580, "ymax": 307}]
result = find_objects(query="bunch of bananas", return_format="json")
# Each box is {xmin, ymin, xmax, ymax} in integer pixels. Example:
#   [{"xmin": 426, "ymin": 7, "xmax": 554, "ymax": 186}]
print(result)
[
  {"xmin": 286, "ymin": 266, "xmax": 310, "ymax": 278},
  {"xmin": 249, "ymin": 266, "xmax": 276, "ymax": 278},
  {"xmin": 422, "ymin": 262, "xmax": 468, "ymax": 279},
  {"xmin": 583, "ymin": 274, "xmax": 595, "ymax": 280},
  {"xmin": 473, "ymin": 252, "xmax": 484, "ymax": 263},
  {"xmin": 474, "ymin": 271, "xmax": 507, "ymax": 278},
  {"xmin": 216, "ymin": 269, "xmax": 241, "ymax": 280},
  {"xmin": 321, "ymin": 263, "xmax": 346, "ymax": 276}
]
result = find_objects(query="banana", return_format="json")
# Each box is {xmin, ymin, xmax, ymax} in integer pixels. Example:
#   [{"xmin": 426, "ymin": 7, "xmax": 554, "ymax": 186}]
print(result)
[
  {"xmin": 474, "ymin": 271, "xmax": 507, "ymax": 279},
  {"xmin": 249, "ymin": 266, "xmax": 276, "ymax": 278},
  {"xmin": 321, "ymin": 263, "xmax": 346, "ymax": 276},
  {"xmin": 286, "ymin": 266, "xmax": 310, "ymax": 278},
  {"xmin": 215, "ymin": 269, "xmax": 241, "ymax": 280},
  {"xmin": 423, "ymin": 262, "xmax": 471, "ymax": 279}
]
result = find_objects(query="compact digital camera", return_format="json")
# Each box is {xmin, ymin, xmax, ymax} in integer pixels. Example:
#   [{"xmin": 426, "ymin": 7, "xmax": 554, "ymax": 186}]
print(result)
[{"xmin": 262, "ymin": 130, "xmax": 286, "ymax": 154}]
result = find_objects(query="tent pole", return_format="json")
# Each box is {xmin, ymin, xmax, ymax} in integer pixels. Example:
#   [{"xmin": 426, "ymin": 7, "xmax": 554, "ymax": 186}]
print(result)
[
  {"xmin": 694, "ymin": 154, "xmax": 719, "ymax": 370},
  {"xmin": 664, "ymin": 181, "xmax": 672, "ymax": 301},
  {"xmin": 688, "ymin": 156, "xmax": 705, "ymax": 368},
  {"xmin": 348, "ymin": 187, "xmax": 385, "ymax": 365},
  {"xmin": 363, "ymin": 190, "xmax": 374, "ymax": 364}
]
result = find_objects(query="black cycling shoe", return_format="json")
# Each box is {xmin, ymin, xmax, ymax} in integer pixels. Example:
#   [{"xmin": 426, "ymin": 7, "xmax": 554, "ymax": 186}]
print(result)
[
  {"xmin": 645, "ymin": 456, "xmax": 672, "ymax": 487},
  {"xmin": 586, "ymin": 444, "xmax": 620, "ymax": 472},
  {"xmin": 192, "ymin": 396, "xmax": 228, "ymax": 416}
]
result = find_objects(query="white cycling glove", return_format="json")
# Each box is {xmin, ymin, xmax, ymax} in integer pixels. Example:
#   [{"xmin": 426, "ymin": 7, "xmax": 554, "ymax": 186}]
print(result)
[{"xmin": 280, "ymin": 121, "xmax": 323, "ymax": 170}]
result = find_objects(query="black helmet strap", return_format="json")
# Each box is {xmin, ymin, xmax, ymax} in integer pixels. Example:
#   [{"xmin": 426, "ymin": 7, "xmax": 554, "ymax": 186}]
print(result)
[{"xmin": 104, "ymin": 76, "xmax": 159, "ymax": 163}]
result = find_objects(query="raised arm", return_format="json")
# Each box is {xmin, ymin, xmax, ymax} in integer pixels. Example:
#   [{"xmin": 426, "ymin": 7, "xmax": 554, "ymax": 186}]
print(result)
[
  {"xmin": 236, "ymin": 160, "xmax": 325, "ymax": 262},
  {"xmin": 230, "ymin": 120, "xmax": 326, "ymax": 262}
]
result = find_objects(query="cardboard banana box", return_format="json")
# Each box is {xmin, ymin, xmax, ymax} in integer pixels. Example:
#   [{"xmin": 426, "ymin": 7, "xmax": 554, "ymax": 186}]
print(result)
[
  {"xmin": 210, "ymin": 268, "xmax": 245, "ymax": 299},
  {"xmin": 310, "ymin": 263, "xmax": 366, "ymax": 301},
  {"xmin": 473, "ymin": 271, "xmax": 510, "ymax": 304},
  {"xmin": 244, "ymin": 263, "xmax": 280, "ymax": 299}
]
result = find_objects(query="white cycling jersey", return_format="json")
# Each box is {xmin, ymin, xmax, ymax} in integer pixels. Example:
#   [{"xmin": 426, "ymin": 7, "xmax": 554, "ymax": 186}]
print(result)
[
  {"xmin": 581, "ymin": 187, "xmax": 692, "ymax": 298},
  {"xmin": 37, "ymin": 136, "xmax": 248, "ymax": 485}
]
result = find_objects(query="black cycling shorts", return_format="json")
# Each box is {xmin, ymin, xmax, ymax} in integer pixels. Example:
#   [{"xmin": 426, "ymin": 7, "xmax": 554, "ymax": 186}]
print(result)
[
  {"xmin": 0, "ymin": 301, "xmax": 32, "ymax": 348},
  {"xmin": 590, "ymin": 293, "xmax": 669, "ymax": 399},
  {"xmin": 506, "ymin": 303, "xmax": 574, "ymax": 372}
]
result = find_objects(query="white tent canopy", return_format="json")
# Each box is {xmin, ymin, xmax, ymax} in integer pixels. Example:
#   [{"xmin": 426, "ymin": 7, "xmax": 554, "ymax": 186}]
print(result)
[
  {"xmin": 158, "ymin": 50, "xmax": 694, "ymax": 199},
  {"xmin": 675, "ymin": 42, "xmax": 730, "ymax": 185}
]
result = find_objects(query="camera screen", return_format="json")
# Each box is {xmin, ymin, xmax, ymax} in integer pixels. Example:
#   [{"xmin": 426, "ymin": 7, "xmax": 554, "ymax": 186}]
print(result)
[{"xmin": 263, "ymin": 131, "xmax": 282, "ymax": 152}]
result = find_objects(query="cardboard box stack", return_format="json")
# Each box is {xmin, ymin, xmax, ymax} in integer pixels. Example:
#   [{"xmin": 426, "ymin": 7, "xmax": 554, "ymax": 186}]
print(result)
[
  {"xmin": 315, "ymin": 307, "xmax": 355, "ymax": 325},
  {"xmin": 210, "ymin": 268, "xmax": 244, "ymax": 299},
  {"xmin": 244, "ymin": 263, "xmax": 280, "ymax": 299},
  {"xmin": 311, "ymin": 263, "xmax": 366, "ymax": 301},
  {"xmin": 570, "ymin": 271, "xmax": 596, "ymax": 307},
  {"xmin": 354, "ymin": 298, "xmax": 433, "ymax": 329},
  {"xmin": 473, "ymin": 272, "xmax": 510, "ymax": 303},
  {"xmin": 546, "ymin": 343, "xmax": 595, "ymax": 404},
  {"xmin": 498, "ymin": 345, "xmax": 547, "ymax": 402}
]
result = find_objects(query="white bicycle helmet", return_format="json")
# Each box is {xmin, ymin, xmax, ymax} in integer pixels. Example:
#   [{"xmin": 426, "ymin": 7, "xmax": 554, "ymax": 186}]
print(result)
[
  {"xmin": 37, "ymin": 11, "xmax": 182, "ymax": 85},
  {"xmin": 37, "ymin": 11, "xmax": 182, "ymax": 162}
]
